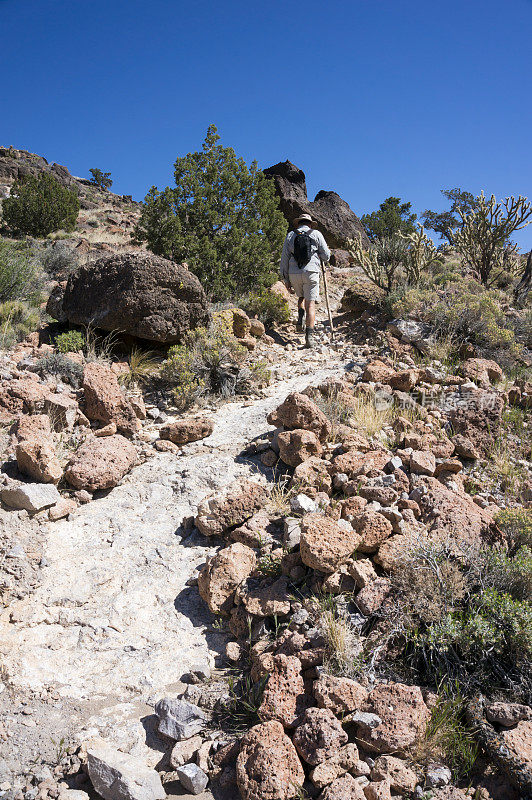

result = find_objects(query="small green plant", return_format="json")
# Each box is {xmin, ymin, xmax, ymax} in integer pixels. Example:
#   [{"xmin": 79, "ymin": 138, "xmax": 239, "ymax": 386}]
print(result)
[
  {"xmin": 0, "ymin": 239, "xmax": 42, "ymax": 303},
  {"xmin": 120, "ymin": 347, "xmax": 160, "ymax": 388},
  {"xmin": 242, "ymin": 288, "xmax": 291, "ymax": 326},
  {"xmin": 414, "ymin": 685, "xmax": 478, "ymax": 781},
  {"xmin": 495, "ymin": 508, "xmax": 532, "ymax": 550},
  {"xmin": 50, "ymin": 735, "xmax": 71, "ymax": 764},
  {"xmin": 55, "ymin": 329, "xmax": 85, "ymax": 353},
  {"xmin": 0, "ymin": 300, "xmax": 40, "ymax": 348},
  {"xmin": 36, "ymin": 353, "xmax": 83, "ymax": 387},
  {"xmin": 3, "ymin": 173, "xmax": 79, "ymax": 237},
  {"xmin": 221, "ymin": 674, "xmax": 268, "ymax": 732},
  {"xmin": 257, "ymin": 553, "xmax": 283, "ymax": 578}
]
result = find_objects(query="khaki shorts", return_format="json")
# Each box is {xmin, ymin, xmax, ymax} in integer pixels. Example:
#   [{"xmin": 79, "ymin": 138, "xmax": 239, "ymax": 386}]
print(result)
[{"xmin": 289, "ymin": 270, "xmax": 320, "ymax": 301}]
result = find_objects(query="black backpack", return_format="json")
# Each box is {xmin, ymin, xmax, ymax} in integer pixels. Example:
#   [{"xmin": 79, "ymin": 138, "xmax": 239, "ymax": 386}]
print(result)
[{"xmin": 293, "ymin": 231, "xmax": 313, "ymax": 268}]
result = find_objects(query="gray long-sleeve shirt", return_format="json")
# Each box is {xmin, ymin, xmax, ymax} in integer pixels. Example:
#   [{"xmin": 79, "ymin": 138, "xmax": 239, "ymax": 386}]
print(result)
[{"xmin": 280, "ymin": 225, "xmax": 331, "ymax": 280}]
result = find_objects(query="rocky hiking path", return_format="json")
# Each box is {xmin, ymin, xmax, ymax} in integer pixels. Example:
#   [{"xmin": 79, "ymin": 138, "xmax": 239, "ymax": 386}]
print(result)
[{"xmin": 0, "ymin": 338, "xmax": 355, "ymax": 781}]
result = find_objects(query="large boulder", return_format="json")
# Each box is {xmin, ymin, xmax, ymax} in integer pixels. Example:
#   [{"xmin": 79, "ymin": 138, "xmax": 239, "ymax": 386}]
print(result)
[
  {"xmin": 64, "ymin": 434, "xmax": 137, "ymax": 491},
  {"xmin": 236, "ymin": 719, "xmax": 305, "ymax": 800},
  {"xmin": 357, "ymin": 683, "xmax": 430, "ymax": 754},
  {"xmin": 48, "ymin": 252, "xmax": 208, "ymax": 343},
  {"xmin": 263, "ymin": 161, "xmax": 369, "ymax": 249}
]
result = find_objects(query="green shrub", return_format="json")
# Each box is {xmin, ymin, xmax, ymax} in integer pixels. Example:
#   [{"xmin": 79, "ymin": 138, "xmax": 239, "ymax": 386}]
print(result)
[
  {"xmin": 54, "ymin": 329, "xmax": 85, "ymax": 354},
  {"xmin": 416, "ymin": 686, "xmax": 478, "ymax": 781},
  {"xmin": 40, "ymin": 242, "xmax": 79, "ymax": 276},
  {"xmin": 426, "ymin": 279, "xmax": 519, "ymax": 354},
  {"xmin": 0, "ymin": 240, "xmax": 42, "ymax": 302},
  {"xmin": 242, "ymin": 288, "xmax": 291, "ymax": 326},
  {"xmin": 35, "ymin": 353, "xmax": 83, "ymax": 387},
  {"xmin": 133, "ymin": 125, "xmax": 285, "ymax": 301},
  {"xmin": 161, "ymin": 320, "xmax": 257, "ymax": 408},
  {"xmin": 2, "ymin": 173, "xmax": 79, "ymax": 237},
  {"xmin": 0, "ymin": 300, "xmax": 40, "ymax": 348},
  {"xmin": 495, "ymin": 508, "xmax": 532, "ymax": 550}
]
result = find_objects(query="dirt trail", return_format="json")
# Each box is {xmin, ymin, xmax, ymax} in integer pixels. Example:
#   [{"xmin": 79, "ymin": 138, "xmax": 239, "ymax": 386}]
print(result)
[{"xmin": 0, "ymin": 336, "xmax": 361, "ymax": 771}]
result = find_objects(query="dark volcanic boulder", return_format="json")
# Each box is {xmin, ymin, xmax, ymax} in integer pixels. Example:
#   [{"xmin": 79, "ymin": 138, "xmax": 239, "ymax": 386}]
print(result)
[
  {"xmin": 48, "ymin": 252, "xmax": 208, "ymax": 343},
  {"xmin": 263, "ymin": 160, "xmax": 369, "ymax": 249}
]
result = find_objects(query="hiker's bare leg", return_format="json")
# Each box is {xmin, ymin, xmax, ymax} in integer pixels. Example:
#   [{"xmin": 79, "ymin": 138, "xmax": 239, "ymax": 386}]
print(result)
[
  {"xmin": 305, "ymin": 299, "xmax": 316, "ymax": 329},
  {"xmin": 297, "ymin": 297, "xmax": 305, "ymax": 331}
]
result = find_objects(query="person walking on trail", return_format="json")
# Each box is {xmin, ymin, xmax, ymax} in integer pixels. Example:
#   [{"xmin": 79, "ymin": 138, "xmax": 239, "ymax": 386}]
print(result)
[{"xmin": 280, "ymin": 213, "xmax": 331, "ymax": 348}]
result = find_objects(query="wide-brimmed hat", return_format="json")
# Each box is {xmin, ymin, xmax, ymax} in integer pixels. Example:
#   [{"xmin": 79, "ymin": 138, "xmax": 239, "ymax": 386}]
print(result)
[{"xmin": 294, "ymin": 212, "xmax": 315, "ymax": 227}]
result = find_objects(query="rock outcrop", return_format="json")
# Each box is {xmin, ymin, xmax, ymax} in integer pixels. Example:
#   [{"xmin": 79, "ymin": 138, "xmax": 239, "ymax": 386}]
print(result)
[
  {"xmin": 263, "ymin": 160, "xmax": 369, "ymax": 249},
  {"xmin": 48, "ymin": 252, "xmax": 208, "ymax": 343}
]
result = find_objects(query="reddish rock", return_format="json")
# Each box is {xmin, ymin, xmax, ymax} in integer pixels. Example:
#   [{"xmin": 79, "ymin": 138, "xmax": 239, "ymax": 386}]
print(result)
[
  {"xmin": 44, "ymin": 394, "xmax": 79, "ymax": 430},
  {"xmin": 278, "ymin": 429, "xmax": 323, "ymax": 467},
  {"xmin": 267, "ymin": 392, "xmax": 331, "ymax": 442},
  {"xmin": 314, "ymin": 674, "xmax": 368, "ymax": 714},
  {"xmin": 409, "ymin": 450, "xmax": 436, "ymax": 476},
  {"xmin": 15, "ymin": 414, "xmax": 62, "ymax": 484},
  {"xmin": 461, "ymin": 357, "xmax": 503, "ymax": 385},
  {"xmin": 292, "ymin": 457, "xmax": 332, "ymax": 495},
  {"xmin": 356, "ymin": 578, "xmax": 392, "ymax": 615},
  {"xmin": 331, "ymin": 450, "xmax": 390, "ymax": 480},
  {"xmin": 293, "ymin": 707, "xmax": 348, "ymax": 766},
  {"xmin": 362, "ymin": 360, "xmax": 397, "ymax": 384},
  {"xmin": 500, "ymin": 720, "xmax": 532, "ymax": 770},
  {"xmin": 232, "ymin": 308, "xmax": 251, "ymax": 338},
  {"xmin": 198, "ymin": 542, "xmax": 257, "ymax": 616},
  {"xmin": 309, "ymin": 744, "xmax": 363, "ymax": 789},
  {"xmin": 48, "ymin": 498, "xmax": 77, "ymax": 521},
  {"xmin": 374, "ymin": 534, "xmax": 416, "ymax": 571},
  {"xmin": 160, "ymin": 417, "xmax": 214, "ymax": 445},
  {"xmin": 320, "ymin": 773, "xmax": 366, "ymax": 799},
  {"xmin": 258, "ymin": 654, "xmax": 305, "ymax": 727},
  {"xmin": 389, "ymin": 369, "xmax": 419, "ymax": 392},
  {"xmin": 195, "ymin": 479, "xmax": 268, "ymax": 537},
  {"xmin": 358, "ymin": 683, "xmax": 430, "ymax": 754},
  {"xmin": 371, "ymin": 755, "xmax": 418, "ymax": 793},
  {"xmin": 300, "ymin": 514, "xmax": 361, "ymax": 573},
  {"xmin": 485, "ymin": 702, "xmax": 532, "ymax": 727},
  {"xmin": 414, "ymin": 476, "xmax": 494, "ymax": 545},
  {"xmin": 64, "ymin": 434, "xmax": 137, "ymax": 491},
  {"xmin": 83, "ymin": 363, "xmax": 139, "ymax": 437},
  {"xmin": 236, "ymin": 720, "xmax": 304, "ymax": 800},
  {"xmin": 363, "ymin": 780, "xmax": 392, "ymax": 800},
  {"xmin": 347, "ymin": 558, "xmax": 378, "ymax": 588},
  {"xmin": 269, "ymin": 281, "xmax": 291, "ymax": 302},
  {"xmin": 341, "ymin": 496, "xmax": 368, "ymax": 521},
  {"xmin": 352, "ymin": 512, "xmax": 393, "ymax": 553}
]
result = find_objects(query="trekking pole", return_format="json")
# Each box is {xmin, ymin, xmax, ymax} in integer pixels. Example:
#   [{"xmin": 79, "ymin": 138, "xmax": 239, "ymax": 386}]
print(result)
[{"xmin": 321, "ymin": 261, "xmax": 335, "ymax": 342}]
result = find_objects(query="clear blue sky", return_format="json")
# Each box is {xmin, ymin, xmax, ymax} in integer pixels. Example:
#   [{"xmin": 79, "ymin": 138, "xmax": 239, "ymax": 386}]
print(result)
[{"xmin": 2, "ymin": 0, "xmax": 532, "ymax": 249}]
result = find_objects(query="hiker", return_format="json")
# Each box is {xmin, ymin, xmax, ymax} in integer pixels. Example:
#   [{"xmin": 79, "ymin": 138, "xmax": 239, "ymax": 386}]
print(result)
[{"xmin": 280, "ymin": 213, "xmax": 330, "ymax": 348}]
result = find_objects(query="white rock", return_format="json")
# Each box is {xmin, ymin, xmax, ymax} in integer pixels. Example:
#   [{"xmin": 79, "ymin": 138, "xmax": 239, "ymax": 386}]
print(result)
[
  {"xmin": 175, "ymin": 763, "xmax": 209, "ymax": 794},
  {"xmin": 1, "ymin": 483, "xmax": 61, "ymax": 512},
  {"xmin": 425, "ymin": 763, "xmax": 452, "ymax": 788},
  {"xmin": 290, "ymin": 493, "xmax": 317, "ymax": 514},
  {"xmin": 154, "ymin": 697, "xmax": 207, "ymax": 740},
  {"xmin": 86, "ymin": 738, "xmax": 165, "ymax": 800},
  {"xmin": 58, "ymin": 791, "xmax": 91, "ymax": 800}
]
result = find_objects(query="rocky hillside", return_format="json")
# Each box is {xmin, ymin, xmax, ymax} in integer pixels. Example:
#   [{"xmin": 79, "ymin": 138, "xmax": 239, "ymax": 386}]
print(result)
[
  {"xmin": 0, "ymin": 146, "xmax": 142, "ymax": 259},
  {"xmin": 0, "ymin": 146, "xmax": 531, "ymax": 800}
]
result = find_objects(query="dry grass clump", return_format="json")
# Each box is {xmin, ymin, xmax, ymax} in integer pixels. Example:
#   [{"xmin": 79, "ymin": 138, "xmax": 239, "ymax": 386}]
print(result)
[
  {"xmin": 266, "ymin": 473, "xmax": 298, "ymax": 516},
  {"xmin": 350, "ymin": 395, "xmax": 392, "ymax": 438},
  {"xmin": 317, "ymin": 598, "xmax": 364, "ymax": 679},
  {"xmin": 412, "ymin": 685, "xmax": 478, "ymax": 781},
  {"xmin": 119, "ymin": 347, "xmax": 160, "ymax": 388}
]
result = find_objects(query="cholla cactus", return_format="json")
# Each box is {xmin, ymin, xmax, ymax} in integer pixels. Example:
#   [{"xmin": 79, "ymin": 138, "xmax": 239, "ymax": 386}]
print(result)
[
  {"xmin": 401, "ymin": 224, "xmax": 440, "ymax": 284},
  {"xmin": 454, "ymin": 192, "xmax": 532, "ymax": 286},
  {"xmin": 347, "ymin": 224, "xmax": 440, "ymax": 292}
]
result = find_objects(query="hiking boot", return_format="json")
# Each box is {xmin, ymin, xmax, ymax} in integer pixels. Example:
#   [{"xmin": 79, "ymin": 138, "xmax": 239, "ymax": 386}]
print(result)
[{"xmin": 305, "ymin": 327, "xmax": 317, "ymax": 349}]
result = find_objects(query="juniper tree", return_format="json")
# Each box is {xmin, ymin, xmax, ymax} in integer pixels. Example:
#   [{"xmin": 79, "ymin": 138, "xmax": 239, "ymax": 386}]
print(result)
[
  {"xmin": 361, "ymin": 196, "xmax": 417, "ymax": 243},
  {"xmin": 89, "ymin": 168, "xmax": 113, "ymax": 190},
  {"xmin": 133, "ymin": 125, "xmax": 285, "ymax": 300},
  {"xmin": 2, "ymin": 173, "xmax": 79, "ymax": 237},
  {"xmin": 422, "ymin": 188, "xmax": 478, "ymax": 245}
]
